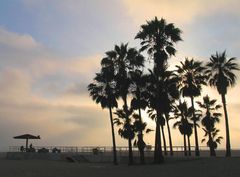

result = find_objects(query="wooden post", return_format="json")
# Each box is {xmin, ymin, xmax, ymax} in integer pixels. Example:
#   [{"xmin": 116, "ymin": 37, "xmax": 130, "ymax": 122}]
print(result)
[{"xmin": 26, "ymin": 138, "xmax": 28, "ymax": 151}]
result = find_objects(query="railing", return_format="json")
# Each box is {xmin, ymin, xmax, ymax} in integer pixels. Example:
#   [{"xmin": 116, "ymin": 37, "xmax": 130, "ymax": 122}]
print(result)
[
  {"xmin": 8, "ymin": 145, "xmax": 240, "ymax": 157},
  {"xmin": 9, "ymin": 145, "xmax": 207, "ymax": 153}
]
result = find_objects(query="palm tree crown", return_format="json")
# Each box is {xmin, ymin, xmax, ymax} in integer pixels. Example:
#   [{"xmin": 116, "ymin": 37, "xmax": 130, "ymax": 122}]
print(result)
[
  {"xmin": 197, "ymin": 95, "xmax": 222, "ymax": 132},
  {"xmin": 135, "ymin": 17, "xmax": 182, "ymax": 63},
  {"xmin": 206, "ymin": 51, "xmax": 239, "ymax": 95},
  {"xmin": 102, "ymin": 43, "xmax": 144, "ymax": 100},
  {"xmin": 176, "ymin": 58, "xmax": 207, "ymax": 98},
  {"xmin": 88, "ymin": 68, "xmax": 117, "ymax": 109}
]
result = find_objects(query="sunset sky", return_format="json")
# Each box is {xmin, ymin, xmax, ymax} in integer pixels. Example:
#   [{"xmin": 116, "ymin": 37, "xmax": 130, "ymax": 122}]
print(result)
[{"xmin": 0, "ymin": 0, "xmax": 239, "ymax": 151}]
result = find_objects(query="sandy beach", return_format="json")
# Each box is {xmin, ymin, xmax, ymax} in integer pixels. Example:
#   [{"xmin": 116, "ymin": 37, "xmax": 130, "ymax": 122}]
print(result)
[{"xmin": 0, "ymin": 157, "xmax": 239, "ymax": 177}]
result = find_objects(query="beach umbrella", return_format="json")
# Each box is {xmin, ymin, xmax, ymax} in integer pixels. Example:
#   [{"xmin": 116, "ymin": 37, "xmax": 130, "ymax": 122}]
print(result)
[{"xmin": 13, "ymin": 134, "xmax": 40, "ymax": 150}]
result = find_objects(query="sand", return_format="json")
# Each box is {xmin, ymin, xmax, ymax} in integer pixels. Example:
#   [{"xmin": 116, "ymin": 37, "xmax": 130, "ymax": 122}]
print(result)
[{"xmin": 0, "ymin": 157, "xmax": 239, "ymax": 177}]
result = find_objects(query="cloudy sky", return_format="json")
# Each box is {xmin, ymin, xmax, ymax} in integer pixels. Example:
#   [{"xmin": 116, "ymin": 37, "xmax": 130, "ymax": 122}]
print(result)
[{"xmin": 0, "ymin": 0, "xmax": 239, "ymax": 151}]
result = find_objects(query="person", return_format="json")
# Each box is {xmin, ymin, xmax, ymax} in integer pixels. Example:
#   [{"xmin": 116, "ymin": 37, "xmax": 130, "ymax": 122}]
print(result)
[
  {"xmin": 20, "ymin": 146, "xmax": 24, "ymax": 152},
  {"xmin": 29, "ymin": 143, "xmax": 35, "ymax": 152}
]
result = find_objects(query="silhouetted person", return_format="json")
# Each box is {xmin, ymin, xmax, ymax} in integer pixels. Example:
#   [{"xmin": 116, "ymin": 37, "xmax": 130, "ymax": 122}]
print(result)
[
  {"xmin": 20, "ymin": 146, "xmax": 24, "ymax": 152},
  {"xmin": 29, "ymin": 143, "xmax": 35, "ymax": 152}
]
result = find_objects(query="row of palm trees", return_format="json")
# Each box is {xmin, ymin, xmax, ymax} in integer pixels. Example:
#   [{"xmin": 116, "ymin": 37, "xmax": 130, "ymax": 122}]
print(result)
[{"xmin": 88, "ymin": 17, "xmax": 239, "ymax": 165}]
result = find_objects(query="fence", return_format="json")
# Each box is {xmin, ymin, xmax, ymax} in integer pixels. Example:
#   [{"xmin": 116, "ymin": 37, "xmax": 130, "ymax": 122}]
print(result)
[{"xmin": 9, "ymin": 145, "xmax": 207, "ymax": 154}]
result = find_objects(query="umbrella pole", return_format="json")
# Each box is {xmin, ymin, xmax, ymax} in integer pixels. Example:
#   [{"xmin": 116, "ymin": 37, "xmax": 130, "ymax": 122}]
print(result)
[{"xmin": 26, "ymin": 138, "xmax": 28, "ymax": 152}]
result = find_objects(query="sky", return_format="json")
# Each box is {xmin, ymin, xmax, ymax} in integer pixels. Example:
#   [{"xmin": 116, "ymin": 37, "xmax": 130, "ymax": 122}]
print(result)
[{"xmin": 0, "ymin": 0, "xmax": 239, "ymax": 151}]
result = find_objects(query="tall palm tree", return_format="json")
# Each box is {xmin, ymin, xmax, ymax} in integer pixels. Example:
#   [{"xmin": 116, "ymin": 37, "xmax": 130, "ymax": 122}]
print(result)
[
  {"xmin": 197, "ymin": 95, "xmax": 223, "ymax": 156},
  {"xmin": 162, "ymin": 75, "xmax": 179, "ymax": 156},
  {"xmin": 136, "ymin": 17, "xmax": 182, "ymax": 163},
  {"xmin": 176, "ymin": 58, "xmax": 207, "ymax": 156},
  {"xmin": 102, "ymin": 43, "xmax": 144, "ymax": 164},
  {"xmin": 173, "ymin": 101, "xmax": 193, "ymax": 156},
  {"xmin": 147, "ymin": 67, "xmax": 179, "ymax": 157},
  {"xmin": 205, "ymin": 51, "xmax": 239, "ymax": 157},
  {"xmin": 88, "ymin": 67, "xmax": 118, "ymax": 165}
]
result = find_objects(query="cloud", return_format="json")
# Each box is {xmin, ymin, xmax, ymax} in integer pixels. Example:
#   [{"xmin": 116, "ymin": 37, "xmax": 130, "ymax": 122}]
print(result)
[
  {"xmin": 0, "ymin": 27, "xmax": 102, "ymax": 97},
  {"xmin": 0, "ymin": 27, "xmax": 118, "ymax": 150},
  {"xmin": 0, "ymin": 67, "xmax": 117, "ymax": 149},
  {"xmin": 122, "ymin": 0, "xmax": 240, "ymax": 26},
  {"xmin": 29, "ymin": 54, "xmax": 101, "ymax": 78},
  {"xmin": 0, "ymin": 27, "xmax": 40, "ymax": 50}
]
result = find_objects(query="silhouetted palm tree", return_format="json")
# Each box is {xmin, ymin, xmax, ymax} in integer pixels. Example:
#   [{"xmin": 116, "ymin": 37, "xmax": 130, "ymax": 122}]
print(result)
[
  {"xmin": 176, "ymin": 58, "xmax": 207, "ymax": 156},
  {"xmin": 205, "ymin": 51, "xmax": 239, "ymax": 157},
  {"xmin": 162, "ymin": 75, "xmax": 179, "ymax": 156},
  {"xmin": 114, "ymin": 109, "xmax": 135, "ymax": 141},
  {"xmin": 88, "ymin": 67, "xmax": 118, "ymax": 165},
  {"xmin": 102, "ymin": 43, "xmax": 144, "ymax": 164},
  {"xmin": 115, "ymin": 110, "xmax": 152, "ymax": 164},
  {"xmin": 136, "ymin": 17, "xmax": 182, "ymax": 163},
  {"xmin": 197, "ymin": 95, "xmax": 223, "ymax": 156},
  {"xmin": 130, "ymin": 69, "xmax": 148, "ymax": 163},
  {"xmin": 147, "ymin": 67, "xmax": 179, "ymax": 157},
  {"xmin": 173, "ymin": 101, "xmax": 193, "ymax": 156},
  {"xmin": 132, "ymin": 113, "xmax": 153, "ymax": 164}
]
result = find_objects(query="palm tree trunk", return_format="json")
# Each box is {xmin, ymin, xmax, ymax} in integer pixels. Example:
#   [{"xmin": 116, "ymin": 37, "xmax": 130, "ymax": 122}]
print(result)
[
  {"xmin": 123, "ymin": 97, "xmax": 133, "ymax": 165},
  {"xmin": 190, "ymin": 96, "xmax": 200, "ymax": 156},
  {"xmin": 221, "ymin": 94, "xmax": 231, "ymax": 157},
  {"xmin": 208, "ymin": 132, "xmax": 216, "ymax": 157},
  {"xmin": 109, "ymin": 107, "xmax": 118, "ymax": 165},
  {"xmin": 183, "ymin": 134, "xmax": 187, "ymax": 156},
  {"xmin": 128, "ymin": 138, "xmax": 133, "ymax": 165},
  {"xmin": 187, "ymin": 135, "xmax": 191, "ymax": 156},
  {"xmin": 165, "ymin": 113, "xmax": 173, "ymax": 156},
  {"xmin": 154, "ymin": 122, "xmax": 160, "ymax": 162},
  {"xmin": 161, "ymin": 124, "xmax": 168, "ymax": 156},
  {"xmin": 154, "ymin": 109, "xmax": 164, "ymax": 163},
  {"xmin": 153, "ymin": 59, "xmax": 164, "ymax": 163},
  {"xmin": 138, "ymin": 108, "xmax": 145, "ymax": 164}
]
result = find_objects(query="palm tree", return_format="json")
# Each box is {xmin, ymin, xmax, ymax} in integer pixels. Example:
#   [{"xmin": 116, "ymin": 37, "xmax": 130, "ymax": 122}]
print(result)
[
  {"xmin": 114, "ymin": 109, "xmax": 135, "ymax": 162},
  {"xmin": 102, "ymin": 43, "xmax": 144, "ymax": 164},
  {"xmin": 114, "ymin": 109, "xmax": 135, "ymax": 145},
  {"xmin": 197, "ymin": 95, "xmax": 223, "ymax": 156},
  {"xmin": 176, "ymin": 58, "xmax": 207, "ymax": 156},
  {"xmin": 205, "ymin": 51, "xmax": 239, "ymax": 157},
  {"xmin": 147, "ymin": 67, "xmax": 179, "ymax": 157},
  {"xmin": 173, "ymin": 101, "xmax": 193, "ymax": 156},
  {"xmin": 132, "ymin": 113, "xmax": 153, "ymax": 164},
  {"xmin": 136, "ymin": 17, "xmax": 182, "ymax": 163},
  {"xmin": 129, "ymin": 69, "xmax": 149, "ymax": 163},
  {"xmin": 88, "ymin": 67, "xmax": 118, "ymax": 165},
  {"xmin": 162, "ymin": 75, "xmax": 179, "ymax": 156}
]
